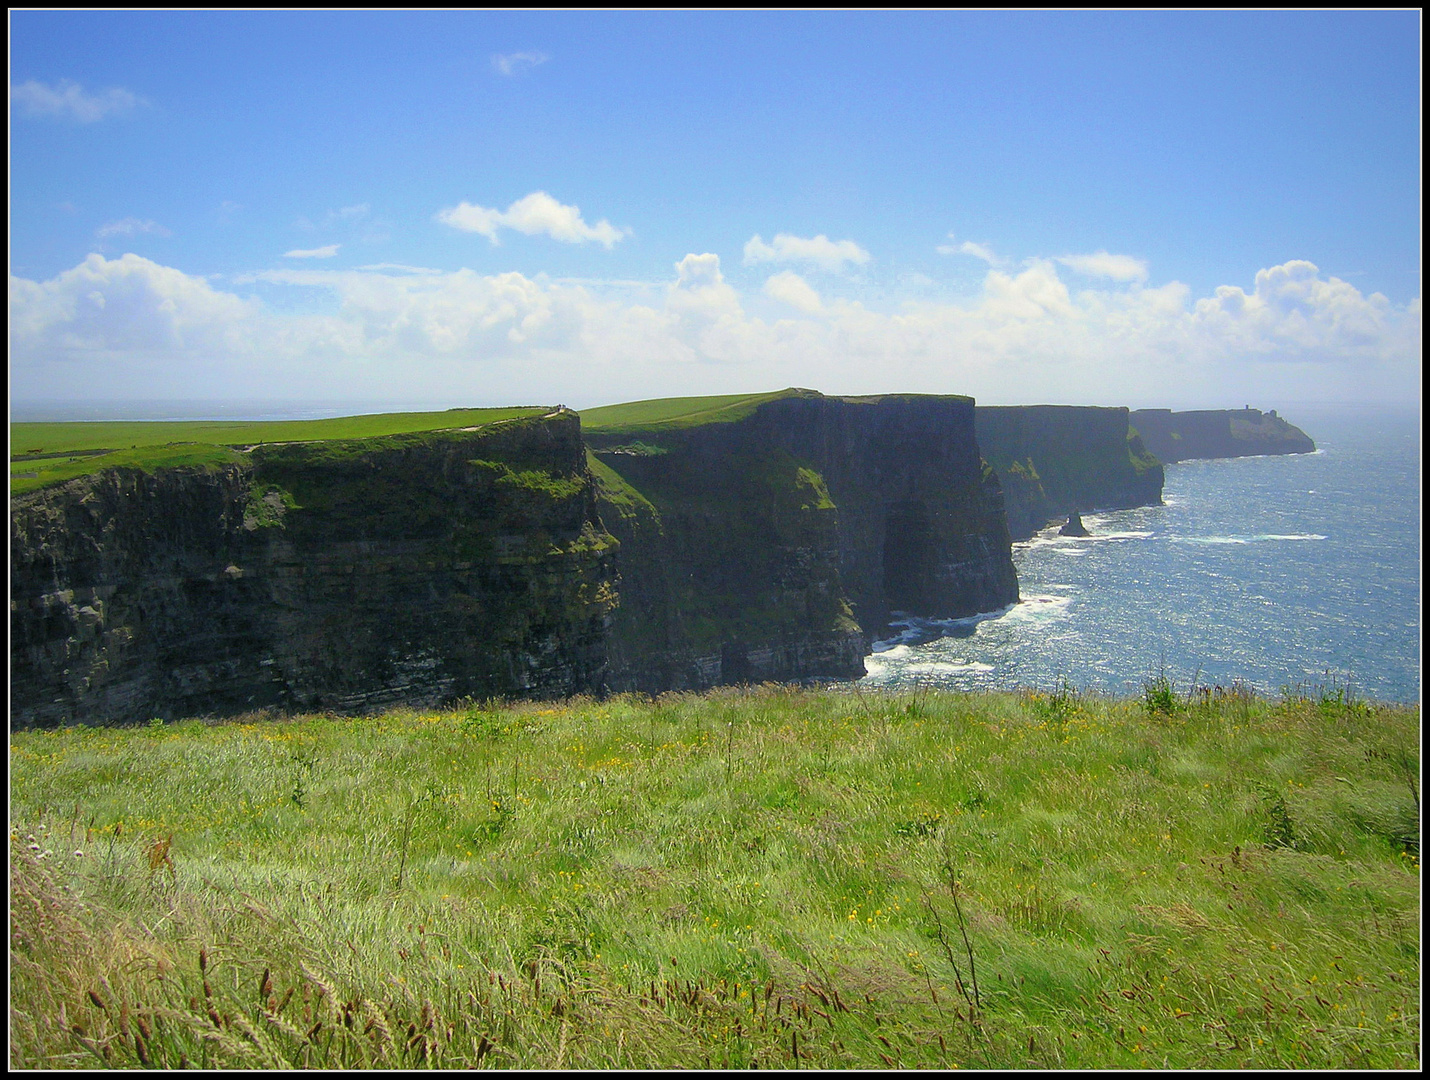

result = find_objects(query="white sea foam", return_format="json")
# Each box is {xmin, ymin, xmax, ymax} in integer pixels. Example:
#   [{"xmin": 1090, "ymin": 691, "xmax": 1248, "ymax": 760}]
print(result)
[
  {"xmin": 1091, "ymin": 530, "xmax": 1155, "ymax": 541},
  {"xmin": 862, "ymin": 654, "xmax": 994, "ymax": 679},
  {"xmin": 904, "ymin": 659, "xmax": 994, "ymax": 675},
  {"xmin": 1001, "ymin": 593, "xmax": 1072, "ymax": 624},
  {"xmin": 871, "ymin": 604, "xmax": 1015, "ymax": 651}
]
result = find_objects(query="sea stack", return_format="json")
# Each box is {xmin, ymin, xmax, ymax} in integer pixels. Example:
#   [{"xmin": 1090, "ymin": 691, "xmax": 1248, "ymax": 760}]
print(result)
[{"xmin": 1059, "ymin": 510, "xmax": 1090, "ymax": 537}]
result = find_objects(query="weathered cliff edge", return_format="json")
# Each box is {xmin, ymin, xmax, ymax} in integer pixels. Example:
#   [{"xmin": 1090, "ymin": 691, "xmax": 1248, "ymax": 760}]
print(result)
[
  {"xmin": 10, "ymin": 412, "xmax": 617, "ymax": 729},
  {"xmin": 586, "ymin": 391, "xmax": 1020, "ymax": 692},
  {"xmin": 1130, "ymin": 408, "xmax": 1316, "ymax": 463},
  {"xmin": 975, "ymin": 406, "xmax": 1165, "ymax": 540}
]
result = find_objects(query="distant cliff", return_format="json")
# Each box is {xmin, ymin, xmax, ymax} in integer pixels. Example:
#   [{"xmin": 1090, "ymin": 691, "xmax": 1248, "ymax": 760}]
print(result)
[
  {"xmin": 10, "ymin": 412, "xmax": 617, "ymax": 729},
  {"xmin": 1130, "ymin": 408, "xmax": 1316, "ymax": 463},
  {"xmin": 585, "ymin": 391, "xmax": 1019, "ymax": 692},
  {"xmin": 975, "ymin": 406, "xmax": 1165, "ymax": 540}
]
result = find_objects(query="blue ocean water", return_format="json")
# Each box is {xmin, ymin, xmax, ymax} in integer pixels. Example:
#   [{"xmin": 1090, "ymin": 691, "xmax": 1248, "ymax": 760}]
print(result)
[{"xmin": 864, "ymin": 408, "xmax": 1421, "ymax": 703}]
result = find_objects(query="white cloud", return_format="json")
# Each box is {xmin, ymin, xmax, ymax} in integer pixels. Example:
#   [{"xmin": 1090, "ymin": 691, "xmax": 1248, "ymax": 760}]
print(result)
[
  {"xmin": 674, "ymin": 253, "xmax": 724, "ymax": 290},
  {"xmin": 936, "ymin": 232, "xmax": 1003, "ymax": 266},
  {"xmin": 436, "ymin": 203, "xmax": 503, "ymax": 240},
  {"xmin": 9, "ymin": 253, "xmax": 261, "ymax": 370},
  {"xmin": 959, "ymin": 242, "xmax": 1000, "ymax": 265},
  {"xmin": 981, "ymin": 259, "xmax": 1077, "ymax": 319},
  {"xmin": 1188, "ymin": 260, "xmax": 1408, "ymax": 361},
  {"xmin": 284, "ymin": 244, "xmax": 341, "ymax": 259},
  {"xmin": 763, "ymin": 271, "xmax": 824, "ymax": 314},
  {"xmin": 10, "ymin": 254, "xmax": 1419, "ymax": 408},
  {"xmin": 10, "ymin": 79, "xmax": 145, "ymax": 122},
  {"xmin": 357, "ymin": 263, "xmax": 445, "ymax": 275},
  {"xmin": 436, "ymin": 191, "xmax": 626, "ymax": 248},
  {"xmin": 1058, "ymin": 250, "xmax": 1149, "ymax": 282},
  {"xmin": 492, "ymin": 52, "xmax": 549, "ymax": 76},
  {"xmin": 743, "ymin": 233, "xmax": 871, "ymax": 272},
  {"xmin": 96, "ymin": 218, "xmax": 171, "ymax": 240}
]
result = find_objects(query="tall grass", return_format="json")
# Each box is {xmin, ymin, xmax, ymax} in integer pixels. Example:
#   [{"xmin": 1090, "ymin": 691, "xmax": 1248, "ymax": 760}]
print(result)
[{"xmin": 10, "ymin": 686, "xmax": 1419, "ymax": 1068}]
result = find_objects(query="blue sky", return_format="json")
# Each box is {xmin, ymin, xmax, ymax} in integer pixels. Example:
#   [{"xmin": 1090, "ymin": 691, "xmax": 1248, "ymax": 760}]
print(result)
[{"xmin": 9, "ymin": 10, "xmax": 1421, "ymax": 413}]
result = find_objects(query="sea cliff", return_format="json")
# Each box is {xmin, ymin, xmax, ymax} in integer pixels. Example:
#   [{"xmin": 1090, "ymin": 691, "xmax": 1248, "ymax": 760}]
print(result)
[
  {"xmin": 10, "ymin": 411, "xmax": 616, "ymax": 728},
  {"xmin": 14, "ymin": 392, "xmax": 1194, "ymax": 726},
  {"xmin": 975, "ymin": 405, "xmax": 1165, "ymax": 540},
  {"xmin": 1129, "ymin": 407, "xmax": 1316, "ymax": 463},
  {"xmin": 585, "ymin": 391, "xmax": 1019, "ymax": 692}
]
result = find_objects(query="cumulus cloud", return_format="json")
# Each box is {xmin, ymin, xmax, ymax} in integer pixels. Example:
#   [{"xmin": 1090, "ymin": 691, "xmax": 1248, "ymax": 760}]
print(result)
[
  {"xmin": 284, "ymin": 244, "xmax": 341, "ymax": 259},
  {"xmin": 673, "ymin": 253, "xmax": 723, "ymax": 290},
  {"xmin": 743, "ymin": 233, "xmax": 871, "ymax": 272},
  {"xmin": 1058, "ymin": 250, "xmax": 1149, "ymax": 282},
  {"xmin": 1188, "ymin": 260, "xmax": 1410, "ymax": 361},
  {"xmin": 437, "ymin": 191, "xmax": 626, "ymax": 248},
  {"xmin": 492, "ymin": 52, "xmax": 549, "ymax": 76},
  {"xmin": 10, "ymin": 78, "xmax": 146, "ymax": 122},
  {"xmin": 96, "ymin": 218, "xmax": 171, "ymax": 239},
  {"xmin": 9, "ymin": 253, "xmax": 261, "ymax": 371},
  {"xmin": 763, "ymin": 271, "xmax": 824, "ymax": 314},
  {"xmin": 9, "ymin": 254, "xmax": 1419, "ymax": 408}
]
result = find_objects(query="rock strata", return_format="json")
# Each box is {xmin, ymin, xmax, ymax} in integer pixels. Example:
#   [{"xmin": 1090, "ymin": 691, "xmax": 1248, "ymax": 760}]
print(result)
[{"xmin": 11, "ymin": 412, "xmax": 616, "ymax": 728}]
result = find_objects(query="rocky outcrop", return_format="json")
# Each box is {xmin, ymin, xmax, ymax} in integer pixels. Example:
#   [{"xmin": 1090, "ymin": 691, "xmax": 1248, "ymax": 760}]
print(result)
[
  {"xmin": 587, "ymin": 392, "xmax": 1019, "ymax": 692},
  {"xmin": 975, "ymin": 406, "xmax": 1164, "ymax": 540},
  {"xmin": 1059, "ymin": 511, "xmax": 1090, "ymax": 537},
  {"xmin": 1130, "ymin": 408, "xmax": 1315, "ymax": 463},
  {"xmin": 10, "ymin": 412, "xmax": 617, "ymax": 729}
]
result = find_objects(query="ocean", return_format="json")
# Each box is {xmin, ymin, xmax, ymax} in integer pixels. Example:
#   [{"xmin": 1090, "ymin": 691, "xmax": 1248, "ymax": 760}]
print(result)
[{"xmin": 864, "ymin": 408, "xmax": 1421, "ymax": 704}]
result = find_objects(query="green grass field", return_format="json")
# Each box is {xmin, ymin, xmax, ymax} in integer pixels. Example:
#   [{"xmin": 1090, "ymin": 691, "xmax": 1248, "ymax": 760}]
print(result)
[
  {"xmin": 10, "ymin": 685, "xmax": 1418, "ymax": 1069},
  {"xmin": 9, "ymin": 408, "xmax": 549, "ymax": 495},
  {"xmin": 579, "ymin": 390, "xmax": 803, "ymax": 433}
]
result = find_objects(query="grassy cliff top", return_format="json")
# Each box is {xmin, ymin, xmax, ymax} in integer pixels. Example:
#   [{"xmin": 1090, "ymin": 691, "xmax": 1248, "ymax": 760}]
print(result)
[
  {"xmin": 10, "ymin": 407, "xmax": 550, "ymax": 495},
  {"xmin": 579, "ymin": 389, "xmax": 810, "ymax": 433},
  {"xmin": 582, "ymin": 388, "xmax": 976, "ymax": 435}
]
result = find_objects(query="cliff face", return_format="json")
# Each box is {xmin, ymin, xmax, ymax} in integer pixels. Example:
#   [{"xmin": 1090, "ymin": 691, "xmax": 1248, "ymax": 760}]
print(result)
[
  {"xmin": 1130, "ymin": 408, "xmax": 1316, "ymax": 463},
  {"xmin": 10, "ymin": 412, "xmax": 617, "ymax": 729},
  {"xmin": 587, "ymin": 392, "xmax": 1019, "ymax": 692},
  {"xmin": 12, "ymin": 394, "xmax": 1026, "ymax": 723},
  {"xmin": 975, "ymin": 406, "xmax": 1165, "ymax": 540}
]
